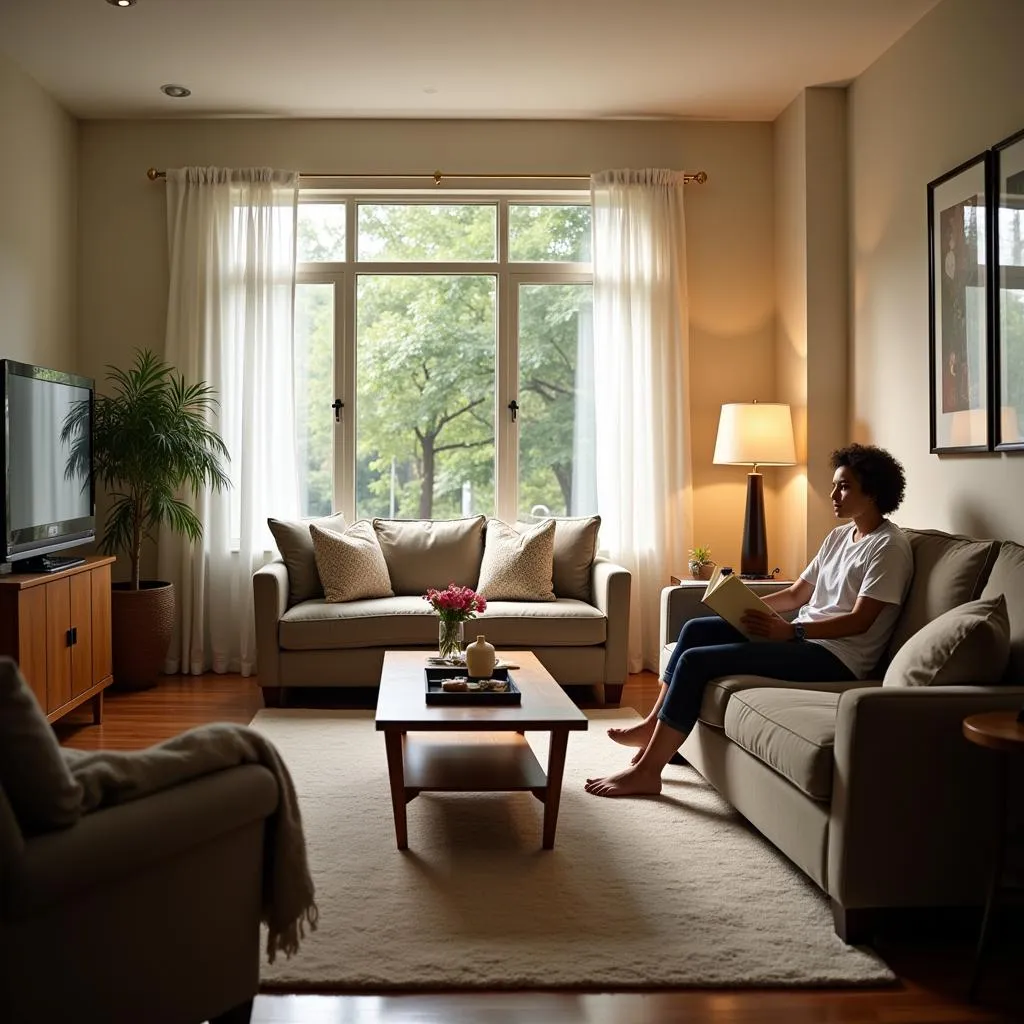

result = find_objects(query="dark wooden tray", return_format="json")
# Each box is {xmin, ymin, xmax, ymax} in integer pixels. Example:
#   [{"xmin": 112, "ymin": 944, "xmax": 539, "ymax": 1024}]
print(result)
[{"xmin": 424, "ymin": 666, "xmax": 522, "ymax": 705}]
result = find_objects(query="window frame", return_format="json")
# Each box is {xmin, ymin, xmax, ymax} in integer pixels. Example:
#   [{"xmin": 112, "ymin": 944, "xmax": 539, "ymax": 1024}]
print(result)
[{"xmin": 295, "ymin": 189, "xmax": 593, "ymax": 523}]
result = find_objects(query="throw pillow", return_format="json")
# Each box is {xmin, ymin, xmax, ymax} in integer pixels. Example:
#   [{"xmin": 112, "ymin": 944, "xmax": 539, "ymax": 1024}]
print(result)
[
  {"xmin": 372, "ymin": 516, "xmax": 486, "ymax": 595},
  {"xmin": 0, "ymin": 658, "xmax": 83, "ymax": 835},
  {"xmin": 552, "ymin": 516, "xmax": 601, "ymax": 601},
  {"xmin": 310, "ymin": 521, "xmax": 394, "ymax": 603},
  {"xmin": 269, "ymin": 512, "xmax": 348, "ymax": 606},
  {"xmin": 883, "ymin": 594, "xmax": 1011, "ymax": 687},
  {"xmin": 477, "ymin": 518, "xmax": 556, "ymax": 602}
]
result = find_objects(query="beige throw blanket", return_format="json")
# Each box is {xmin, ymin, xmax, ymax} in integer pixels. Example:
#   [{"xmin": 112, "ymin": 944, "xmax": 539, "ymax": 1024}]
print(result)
[{"xmin": 62, "ymin": 723, "xmax": 318, "ymax": 962}]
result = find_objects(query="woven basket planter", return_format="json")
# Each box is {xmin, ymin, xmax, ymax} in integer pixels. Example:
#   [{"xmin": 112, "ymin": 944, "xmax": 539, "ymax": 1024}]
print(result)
[{"xmin": 111, "ymin": 581, "xmax": 175, "ymax": 690}]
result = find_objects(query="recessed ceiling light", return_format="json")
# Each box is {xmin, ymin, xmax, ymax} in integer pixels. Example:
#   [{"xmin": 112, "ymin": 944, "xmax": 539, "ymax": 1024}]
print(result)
[
  {"xmin": 160, "ymin": 84, "xmax": 191, "ymax": 99},
  {"xmin": 106, "ymin": 0, "xmax": 136, "ymax": 7}
]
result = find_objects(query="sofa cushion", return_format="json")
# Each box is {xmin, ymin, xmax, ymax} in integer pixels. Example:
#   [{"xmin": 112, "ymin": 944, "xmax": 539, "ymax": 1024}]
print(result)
[
  {"xmin": 310, "ymin": 521, "xmax": 394, "ymax": 602},
  {"xmin": 724, "ymin": 687, "xmax": 840, "ymax": 801},
  {"xmin": 0, "ymin": 658, "xmax": 83, "ymax": 835},
  {"xmin": 698, "ymin": 673, "xmax": 869, "ymax": 729},
  {"xmin": 268, "ymin": 511, "xmax": 348, "ymax": 605},
  {"xmin": 477, "ymin": 518, "xmax": 556, "ymax": 601},
  {"xmin": 980, "ymin": 540, "xmax": 1024, "ymax": 683},
  {"xmin": 372, "ymin": 516, "xmax": 486, "ymax": 595},
  {"xmin": 885, "ymin": 528, "xmax": 1000, "ymax": 663},
  {"xmin": 883, "ymin": 595, "xmax": 1011, "ymax": 687},
  {"xmin": 278, "ymin": 597, "xmax": 606, "ymax": 650}
]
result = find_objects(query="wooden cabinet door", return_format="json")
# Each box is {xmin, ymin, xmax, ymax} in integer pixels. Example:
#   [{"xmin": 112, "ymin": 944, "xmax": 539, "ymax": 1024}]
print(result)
[
  {"xmin": 45, "ymin": 578, "xmax": 72, "ymax": 712},
  {"xmin": 70, "ymin": 571, "xmax": 94, "ymax": 698},
  {"xmin": 0, "ymin": 587, "xmax": 48, "ymax": 709},
  {"xmin": 91, "ymin": 562, "xmax": 112, "ymax": 683}
]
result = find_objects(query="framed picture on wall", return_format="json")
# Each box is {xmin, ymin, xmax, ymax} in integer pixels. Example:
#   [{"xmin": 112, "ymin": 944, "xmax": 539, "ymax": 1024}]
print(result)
[
  {"xmin": 927, "ymin": 151, "xmax": 992, "ymax": 453},
  {"xmin": 991, "ymin": 128, "xmax": 1024, "ymax": 451}
]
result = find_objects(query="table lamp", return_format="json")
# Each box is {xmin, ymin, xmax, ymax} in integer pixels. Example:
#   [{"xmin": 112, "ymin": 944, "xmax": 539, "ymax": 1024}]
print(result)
[{"xmin": 713, "ymin": 402, "xmax": 796, "ymax": 578}]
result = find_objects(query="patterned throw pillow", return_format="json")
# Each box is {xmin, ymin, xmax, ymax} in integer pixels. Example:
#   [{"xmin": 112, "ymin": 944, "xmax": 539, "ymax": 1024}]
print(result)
[
  {"xmin": 309, "ymin": 521, "xmax": 394, "ymax": 603},
  {"xmin": 268, "ymin": 511, "xmax": 348, "ymax": 605},
  {"xmin": 477, "ymin": 518, "xmax": 556, "ymax": 602}
]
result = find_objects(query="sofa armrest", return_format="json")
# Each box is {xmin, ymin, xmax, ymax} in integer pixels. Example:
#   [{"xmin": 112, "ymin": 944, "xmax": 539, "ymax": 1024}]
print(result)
[
  {"xmin": 660, "ymin": 585, "xmax": 696, "ymax": 649},
  {"xmin": 592, "ymin": 557, "xmax": 631, "ymax": 684},
  {"xmin": 253, "ymin": 560, "xmax": 290, "ymax": 687},
  {"xmin": 828, "ymin": 685, "xmax": 1024, "ymax": 909},
  {"xmin": 4, "ymin": 764, "xmax": 278, "ymax": 920}
]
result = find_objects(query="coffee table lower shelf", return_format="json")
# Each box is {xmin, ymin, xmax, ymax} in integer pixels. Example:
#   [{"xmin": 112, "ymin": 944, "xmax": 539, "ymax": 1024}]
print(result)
[
  {"xmin": 381, "ymin": 727, "xmax": 571, "ymax": 852},
  {"xmin": 403, "ymin": 732, "xmax": 547, "ymax": 791}
]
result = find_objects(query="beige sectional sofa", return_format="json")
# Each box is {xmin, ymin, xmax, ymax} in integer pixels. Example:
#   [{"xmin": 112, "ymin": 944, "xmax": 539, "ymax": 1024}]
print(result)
[
  {"xmin": 254, "ymin": 514, "xmax": 631, "ymax": 705},
  {"xmin": 660, "ymin": 528, "xmax": 1024, "ymax": 942}
]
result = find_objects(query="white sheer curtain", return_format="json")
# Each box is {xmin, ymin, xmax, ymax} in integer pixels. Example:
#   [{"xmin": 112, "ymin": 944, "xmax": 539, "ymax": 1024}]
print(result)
[
  {"xmin": 159, "ymin": 167, "xmax": 301, "ymax": 676},
  {"xmin": 591, "ymin": 169, "xmax": 693, "ymax": 672}
]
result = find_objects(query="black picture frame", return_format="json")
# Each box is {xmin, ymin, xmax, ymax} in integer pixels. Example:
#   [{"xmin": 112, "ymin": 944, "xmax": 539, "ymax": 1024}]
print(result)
[
  {"xmin": 928, "ymin": 151, "xmax": 993, "ymax": 453},
  {"xmin": 990, "ymin": 128, "xmax": 1024, "ymax": 452}
]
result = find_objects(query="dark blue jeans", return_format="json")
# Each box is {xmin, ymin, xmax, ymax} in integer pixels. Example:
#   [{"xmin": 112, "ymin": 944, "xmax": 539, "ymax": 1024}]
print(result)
[{"xmin": 659, "ymin": 615, "xmax": 855, "ymax": 735}]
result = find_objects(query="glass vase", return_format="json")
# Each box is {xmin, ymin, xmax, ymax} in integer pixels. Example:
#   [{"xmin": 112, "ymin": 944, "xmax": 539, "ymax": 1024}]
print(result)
[{"xmin": 438, "ymin": 618, "xmax": 464, "ymax": 661}]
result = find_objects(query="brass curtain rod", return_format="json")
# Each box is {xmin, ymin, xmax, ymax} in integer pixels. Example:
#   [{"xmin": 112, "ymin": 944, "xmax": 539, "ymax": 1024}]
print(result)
[{"xmin": 146, "ymin": 167, "xmax": 708, "ymax": 185}]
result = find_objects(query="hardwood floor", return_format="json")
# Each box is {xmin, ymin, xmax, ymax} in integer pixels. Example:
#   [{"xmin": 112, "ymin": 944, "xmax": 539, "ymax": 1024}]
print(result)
[{"xmin": 55, "ymin": 672, "xmax": 1023, "ymax": 1023}]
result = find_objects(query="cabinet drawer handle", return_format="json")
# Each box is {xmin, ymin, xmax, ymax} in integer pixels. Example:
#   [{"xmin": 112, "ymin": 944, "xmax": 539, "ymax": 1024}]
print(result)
[{"xmin": 65, "ymin": 627, "xmax": 78, "ymax": 647}]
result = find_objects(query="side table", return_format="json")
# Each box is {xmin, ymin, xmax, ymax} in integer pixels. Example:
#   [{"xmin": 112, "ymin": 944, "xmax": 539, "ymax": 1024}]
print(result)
[{"xmin": 962, "ymin": 709, "xmax": 1024, "ymax": 1002}]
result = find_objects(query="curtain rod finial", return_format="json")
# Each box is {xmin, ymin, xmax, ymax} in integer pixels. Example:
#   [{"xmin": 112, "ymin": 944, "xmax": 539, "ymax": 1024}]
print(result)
[
  {"xmin": 147, "ymin": 167, "xmax": 162, "ymax": 180},
  {"xmin": 694, "ymin": 171, "xmax": 708, "ymax": 184}
]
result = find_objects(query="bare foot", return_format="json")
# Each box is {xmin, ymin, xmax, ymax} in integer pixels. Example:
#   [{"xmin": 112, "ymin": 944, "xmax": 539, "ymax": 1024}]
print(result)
[
  {"xmin": 607, "ymin": 720, "xmax": 655, "ymax": 749},
  {"xmin": 584, "ymin": 765, "xmax": 663, "ymax": 798},
  {"xmin": 630, "ymin": 745, "xmax": 647, "ymax": 766}
]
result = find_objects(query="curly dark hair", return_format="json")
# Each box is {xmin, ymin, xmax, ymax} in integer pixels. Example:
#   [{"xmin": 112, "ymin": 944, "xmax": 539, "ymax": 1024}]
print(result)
[{"xmin": 830, "ymin": 444, "xmax": 906, "ymax": 516}]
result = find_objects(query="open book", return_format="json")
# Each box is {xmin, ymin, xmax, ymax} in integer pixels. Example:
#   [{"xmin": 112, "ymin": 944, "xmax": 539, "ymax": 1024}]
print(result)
[{"xmin": 700, "ymin": 567, "xmax": 785, "ymax": 642}]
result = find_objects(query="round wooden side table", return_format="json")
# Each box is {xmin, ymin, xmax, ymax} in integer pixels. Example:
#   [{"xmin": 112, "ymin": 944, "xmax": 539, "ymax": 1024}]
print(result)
[{"xmin": 962, "ymin": 709, "xmax": 1024, "ymax": 1002}]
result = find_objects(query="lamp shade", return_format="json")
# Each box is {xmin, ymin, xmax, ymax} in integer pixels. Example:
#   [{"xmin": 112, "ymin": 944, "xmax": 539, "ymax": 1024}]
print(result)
[{"xmin": 713, "ymin": 403, "xmax": 796, "ymax": 466}]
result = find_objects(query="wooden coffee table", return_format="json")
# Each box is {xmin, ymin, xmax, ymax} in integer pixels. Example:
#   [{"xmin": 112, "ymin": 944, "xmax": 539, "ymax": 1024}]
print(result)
[{"xmin": 375, "ymin": 650, "xmax": 588, "ymax": 851}]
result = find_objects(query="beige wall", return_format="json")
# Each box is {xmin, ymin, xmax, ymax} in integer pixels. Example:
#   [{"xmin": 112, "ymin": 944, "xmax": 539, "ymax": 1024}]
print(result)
[
  {"xmin": 850, "ymin": 0, "xmax": 1024, "ymax": 544},
  {"xmin": 0, "ymin": 50, "xmax": 77, "ymax": 371},
  {"xmin": 775, "ymin": 93, "xmax": 809, "ymax": 580},
  {"xmin": 773, "ymin": 87, "xmax": 848, "ymax": 580},
  {"xmin": 77, "ymin": 117, "xmax": 776, "ymax": 575}
]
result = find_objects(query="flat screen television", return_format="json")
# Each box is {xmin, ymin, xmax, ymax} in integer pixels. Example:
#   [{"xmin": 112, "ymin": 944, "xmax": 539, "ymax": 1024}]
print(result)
[{"xmin": 1, "ymin": 359, "xmax": 95, "ymax": 573}]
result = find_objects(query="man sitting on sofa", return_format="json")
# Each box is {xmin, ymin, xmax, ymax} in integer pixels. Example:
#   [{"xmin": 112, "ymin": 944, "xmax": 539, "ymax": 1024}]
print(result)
[{"xmin": 586, "ymin": 443, "xmax": 913, "ymax": 798}]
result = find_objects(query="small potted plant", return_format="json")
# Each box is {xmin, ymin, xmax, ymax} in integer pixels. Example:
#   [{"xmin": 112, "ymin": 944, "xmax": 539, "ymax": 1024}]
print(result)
[{"xmin": 688, "ymin": 545, "xmax": 714, "ymax": 581}]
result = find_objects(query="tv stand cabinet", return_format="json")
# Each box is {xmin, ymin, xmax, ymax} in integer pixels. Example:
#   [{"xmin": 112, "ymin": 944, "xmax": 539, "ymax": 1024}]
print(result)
[{"xmin": 0, "ymin": 555, "xmax": 115, "ymax": 724}]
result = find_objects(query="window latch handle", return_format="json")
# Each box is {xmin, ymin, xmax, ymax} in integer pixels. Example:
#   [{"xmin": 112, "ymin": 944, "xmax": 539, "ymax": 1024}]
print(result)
[
  {"xmin": 508, "ymin": 399, "xmax": 519, "ymax": 422},
  {"xmin": 332, "ymin": 399, "xmax": 344, "ymax": 423}
]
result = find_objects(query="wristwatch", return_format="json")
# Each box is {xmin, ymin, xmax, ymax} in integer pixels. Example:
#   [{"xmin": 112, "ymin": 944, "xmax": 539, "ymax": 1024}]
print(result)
[{"xmin": 793, "ymin": 622, "xmax": 807, "ymax": 642}]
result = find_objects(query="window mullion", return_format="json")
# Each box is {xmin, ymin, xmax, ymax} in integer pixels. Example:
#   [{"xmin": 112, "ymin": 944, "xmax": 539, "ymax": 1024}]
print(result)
[{"xmin": 496, "ymin": 199, "xmax": 517, "ymax": 525}]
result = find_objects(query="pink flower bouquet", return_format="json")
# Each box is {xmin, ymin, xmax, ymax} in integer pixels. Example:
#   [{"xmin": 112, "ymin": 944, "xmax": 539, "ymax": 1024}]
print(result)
[
  {"xmin": 423, "ymin": 583, "xmax": 487, "ymax": 622},
  {"xmin": 424, "ymin": 584, "xmax": 487, "ymax": 660}
]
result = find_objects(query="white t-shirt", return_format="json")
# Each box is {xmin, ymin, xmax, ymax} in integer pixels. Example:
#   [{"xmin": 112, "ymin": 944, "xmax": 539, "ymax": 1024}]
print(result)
[{"xmin": 796, "ymin": 521, "xmax": 913, "ymax": 679}]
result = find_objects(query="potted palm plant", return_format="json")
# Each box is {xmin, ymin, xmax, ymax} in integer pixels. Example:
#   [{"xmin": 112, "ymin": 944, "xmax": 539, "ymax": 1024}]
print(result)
[{"xmin": 64, "ymin": 349, "xmax": 229, "ymax": 689}]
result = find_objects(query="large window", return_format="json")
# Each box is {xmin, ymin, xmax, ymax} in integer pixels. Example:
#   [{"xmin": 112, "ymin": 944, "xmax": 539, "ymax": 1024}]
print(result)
[{"xmin": 294, "ymin": 195, "xmax": 593, "ymax": 523}]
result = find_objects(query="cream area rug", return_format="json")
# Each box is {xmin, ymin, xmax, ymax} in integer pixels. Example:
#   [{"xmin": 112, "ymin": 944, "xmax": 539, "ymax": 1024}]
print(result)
[{"xmin": 251, "ymin": 708, "xmax": 894, "ymax": 991}]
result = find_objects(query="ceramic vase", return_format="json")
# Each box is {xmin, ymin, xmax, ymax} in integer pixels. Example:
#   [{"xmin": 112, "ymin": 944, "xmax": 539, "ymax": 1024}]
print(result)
[
  {"xmin": 466, "ymin": 634, "xmax": 496, "ymax": 678},
  {"xmin": 438, "ymin": 618, "xmax": 464, "ymax": 661}
]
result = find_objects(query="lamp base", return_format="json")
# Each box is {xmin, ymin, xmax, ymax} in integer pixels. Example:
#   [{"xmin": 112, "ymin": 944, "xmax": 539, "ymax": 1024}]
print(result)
[{"xmin": 740, "ymin": 472, "xmax": 767, "ymax": 577}]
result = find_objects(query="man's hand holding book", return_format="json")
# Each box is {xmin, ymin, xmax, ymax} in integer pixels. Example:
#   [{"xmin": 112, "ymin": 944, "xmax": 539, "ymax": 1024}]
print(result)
[{"xmin": 740, "ymin": 608, "xmax": 795, "ymax": 641}]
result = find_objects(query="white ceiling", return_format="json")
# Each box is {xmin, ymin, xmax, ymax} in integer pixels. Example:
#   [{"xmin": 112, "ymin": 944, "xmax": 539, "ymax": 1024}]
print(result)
[{"xmin": 0, "ymin": 0, "xmax": 940, "ymax": 121}]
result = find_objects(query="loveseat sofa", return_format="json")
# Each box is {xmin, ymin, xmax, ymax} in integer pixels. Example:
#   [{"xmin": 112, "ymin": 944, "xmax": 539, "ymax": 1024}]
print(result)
[
  {"xmin": 254, "ymin": 514, "xmax": 631, "ymax": 705},
  {"xmin": 659, "ymin": 528, "xmax": 1024, "ymax": 942}
]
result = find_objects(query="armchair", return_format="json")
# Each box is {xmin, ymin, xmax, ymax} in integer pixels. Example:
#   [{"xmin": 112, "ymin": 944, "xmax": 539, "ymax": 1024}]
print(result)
[{"xmin": 0, "ymin": 762, "xmax": 279, "ymax": 1024}]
